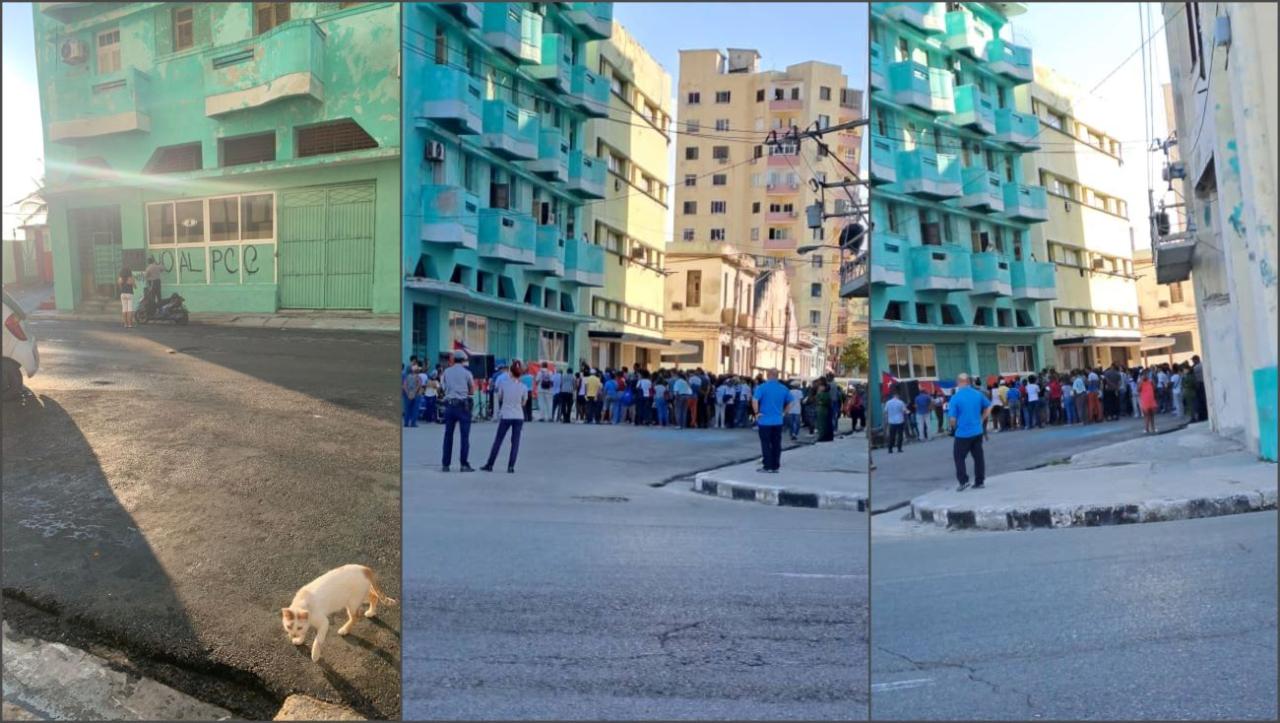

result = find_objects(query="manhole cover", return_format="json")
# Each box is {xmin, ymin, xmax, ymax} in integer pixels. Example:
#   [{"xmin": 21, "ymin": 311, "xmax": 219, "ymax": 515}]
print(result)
[
  {"xmin": 571, "ymin": 495, "xmax": 630, "ymax": 503},
  {"xmin": 90, "ymin": 380, "xmax": 113, "ymax": 385}
]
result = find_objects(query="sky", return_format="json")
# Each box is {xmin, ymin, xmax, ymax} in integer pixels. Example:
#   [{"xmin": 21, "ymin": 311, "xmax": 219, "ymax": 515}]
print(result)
[{"xmin": 2, "ymin": 2, "xmax": 42, "ymax": 240}]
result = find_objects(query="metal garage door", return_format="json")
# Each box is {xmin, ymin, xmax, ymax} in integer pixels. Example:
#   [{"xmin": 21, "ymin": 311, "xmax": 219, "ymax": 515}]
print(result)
[{"xmin": 278, "ymin": 183, "xmax": 376, "ymax": 309}]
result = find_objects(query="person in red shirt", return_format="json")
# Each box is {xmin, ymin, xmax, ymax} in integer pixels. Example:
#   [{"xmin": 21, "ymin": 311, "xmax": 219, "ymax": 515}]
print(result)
[{"xmin": 1048, "ymin": 375, "xmax": 1063, "ymax": 425}]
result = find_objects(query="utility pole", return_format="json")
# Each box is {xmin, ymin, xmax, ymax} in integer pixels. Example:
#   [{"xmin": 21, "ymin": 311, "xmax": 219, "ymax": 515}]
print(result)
[{"xmin": 781, "ymin": 297, "xmax": 791, "ymax": 379}]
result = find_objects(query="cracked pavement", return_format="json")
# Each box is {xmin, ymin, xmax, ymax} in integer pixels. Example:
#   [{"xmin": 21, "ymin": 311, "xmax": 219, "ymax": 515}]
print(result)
[
  {"xmin": 402, "ymin": 422, "xmax": 868, "ymax": 719},
  {"xmin": 871, "ymin": 511, "xmax": 1277, "ymax": 720}
]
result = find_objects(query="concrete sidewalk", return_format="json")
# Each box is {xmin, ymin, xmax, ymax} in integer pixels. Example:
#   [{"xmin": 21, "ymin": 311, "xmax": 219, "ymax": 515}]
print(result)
[
  {"xmin": 906, "ymin": 427, "xmax": 1277, "ymax": 531},
  {"xmin": 693, "ymin": 432, "xmax": 868, "ymax": 511},
  {"xmin": 29, "ymin": 308, "xmax": 398, "ymax": 332}
]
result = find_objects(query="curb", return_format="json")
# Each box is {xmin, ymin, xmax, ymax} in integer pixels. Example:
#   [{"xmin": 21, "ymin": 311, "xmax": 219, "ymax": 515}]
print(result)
[
  {"xmin": 29, "ymin": 311, "xmax": 397, "ymax": 332},
  {"xmin": 909, "ymin": 486, "xmax": 1278, "ymax": 531},
  {"xmin": 692, "ymin": 473, "xmax": 868, "ymax": 512},
  {"xmin": 274, "ymin": 694, "xmax": 365, "ymax": 720}
]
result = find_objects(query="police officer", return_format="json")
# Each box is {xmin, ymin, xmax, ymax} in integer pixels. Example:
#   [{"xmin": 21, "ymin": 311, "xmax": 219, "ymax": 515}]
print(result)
[{"xmin": 440, "ymin": 350, "xmax": 476, "ymax": 472}]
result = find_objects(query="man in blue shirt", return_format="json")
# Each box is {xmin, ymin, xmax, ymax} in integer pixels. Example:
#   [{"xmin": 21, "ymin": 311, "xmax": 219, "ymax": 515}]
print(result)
[
  {"xmin": 947, "ymin": 373, "xmax": 993, "ymax": 490},
  {"xmin": 913, "ymin": 389, "xmax": 933, "ymax": 440},
  {"xmin": 752, "ymin": 369, "xmax": 791, "ymax": 472}
]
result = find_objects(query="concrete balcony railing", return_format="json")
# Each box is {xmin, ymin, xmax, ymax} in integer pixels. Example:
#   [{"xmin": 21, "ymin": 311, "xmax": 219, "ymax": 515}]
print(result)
[
  {"xmin": 420, "ymin": 64, "xmax": 483, "ymax": 135},
  {"xmin": 563, "ymin": 236, "xmax": 605, "ymax": 287},
  {"xmin": 1009, "ymin": 257, "xmax": 1057, "ymax": 300},
  {"xmin": 719, "ymin": 309, "xmax": 753, "ymax": 328},
  {"xmin": 870, "ymin": 136, "xmax": 898, "ymax": 185},
  {"xmin": 950, "ymin": 84, "xmax": 995, "ymax": 135},
  {"xmin": 766, "ymin": 181, "xmax": 801, "ymax": 196},
  {"xmin": 529, "ymin": 33, "xmax": 573, "ymax": 92},
  {"xmin": 909, "ymin": 244, "xmax": 973, "ymax": 292},
  {"xmin": 769, "ymin": 97, "xmax": 803, "ymax": 111},
  {"xmin": 563, "ymin": 2, "xmax": 613, "ymax": 41},
  {"xmin": 1003, "ymin": 183, "xmax": 1049, "ymax": 222},
  {"xmin": 421, "ymin": 184, "xmax": 480, "ymax": 251},
  {"xmin": 524, "ymin": 127, "xmax": 569, "ymax": 181},
  {"xmin": 482, "ymin": 2, "xmax": 542, "ymax": 64},
  {"xmin": 944, "ymin": 6, "xmax": 995, "ymax": 58},
  {"xmin": 765, "ymin": 210, "xmax": 799, "ymax": 223},
  {"xmin": 872, "ymin": 232, "xmax": 907, "ymax": 288},
  {"xmin": 840, "ymin": 254, "xmax": 868, "ymax": 299},
  {"xmin": 879, "ymin": 2, "xmax": 945, "ymax": 34},
  {"xmin": 203, "ymin": 19, "xmax": 325, "ymax": 117},
  {"xmin": 478, "ymin": 208, "xmax": 535, "ymax": 264},
  {"xmin": 887, "ymin": 61, "xmax": 954, "ymax": 115},
  {"xmin": 970, "ymin": 251, "xmax": 1012, "ymax": 296},
  {"xmin": 986, "ymin": 39, "xmax": 1034, "ymax": 85},
  {"xmin": 994, "ymin": 107, "xmax": 1041, "ymax": 149},
  {"xmin": 481, "ymin": 99, "xmax": 540, "ymax": 160},
  {"xmin": 959, "ymin": 167, "xmax": 1004, "ymax": 213},
  {"xmin": 47, "ymin": 66, "xmax": 152, "ymax": 143},
  {"xmin": 897, "ymin": 148, "xmax": 962, "ymax": 199},
  {"xmin": 438, "ymin": 2, "xmax": 481, "ymax": 28},
  {"xmin": 566, "ymin": 149, "xmax": 606, "ymax": 199},
  {"xmin": 870, "ymin": 41, "xmax": 885, "ymax": 90},
  {"xmin": 568, "ymin": 65, "xmax": 610, "ymax": 118},
  {"xmin": 532, "ymin": 225, "xmax": 566, "ymax": 277},
  {"xmin": 767, "ymin": 152, "xmax": 800, "ymax": 167}
]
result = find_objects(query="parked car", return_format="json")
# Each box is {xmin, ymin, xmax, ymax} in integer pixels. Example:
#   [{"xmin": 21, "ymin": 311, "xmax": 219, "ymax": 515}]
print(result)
[{"xmin": 2, "ymin": 289, "xmax": 39, "ymax": 400}]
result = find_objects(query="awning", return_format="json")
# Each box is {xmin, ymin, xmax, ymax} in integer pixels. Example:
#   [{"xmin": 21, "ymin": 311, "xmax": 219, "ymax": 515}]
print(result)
[
  {"xmin": 1053, "ymin": 335, "xmax": 1143, "ymax": 347},
  {"xmin": 1140, "ymin": 336, "xmax": 1178, "ymax": 351}
]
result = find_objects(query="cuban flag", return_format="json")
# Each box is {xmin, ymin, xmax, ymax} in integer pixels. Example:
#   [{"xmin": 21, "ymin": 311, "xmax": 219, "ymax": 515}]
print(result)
[
  {"xmin": 452, "ymin": 339, "xmax": 471, "ymax": 357},
  {"xmin": 880, "ymin": 370, "xmax": 897, "ymax": 397}
]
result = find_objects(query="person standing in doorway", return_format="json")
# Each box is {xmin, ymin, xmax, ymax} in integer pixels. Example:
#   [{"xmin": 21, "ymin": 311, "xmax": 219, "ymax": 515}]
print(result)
[
  {"xmin": 949, "ymin": 373, "xmax": 993, "ymax": 491},
  {"xmin": 440, "ymin": 350, "xmax": 476, "ymax": 472},
  {"xmin": 118, "ymin": 267, "xmax": 137, "ymax": 328},
  {"xmin": 883, "ymin": 391, "xmax": 907, "ymax": 453},
  {"xmin": 481, "ymin": 360, "xmax": 529, "ymax": 473},
  {"xmin": 752, "ymin": 368, "xmax": 790, "ymax": 473}
]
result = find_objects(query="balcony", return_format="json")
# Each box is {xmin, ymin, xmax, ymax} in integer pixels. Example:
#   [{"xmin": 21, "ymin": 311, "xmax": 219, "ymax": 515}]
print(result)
[
  {"xmin": 949, "ymin": 85, "xmax": 995, "ymax": 135},
  {"xmin": 765, "ymin": 209, "xmax": 799, "ymax": 223},
  {"xmin": 766, "ymin": 181, "xmax": 801, "ymax": 196},
  {"xmin": 719, "ymin": 309, "xmax": 753, "ymax": 327},
  {"xmin": 769, "ymin": 97, "xmax": 803, "ymax": 111},
  {"xmin": 438, "ymin": 2, "xmax": 481, "ymax": 28},
  {"xmin": 563, "ymin": 2, "xmax": 613, "ymax": 40},
  {"xmin": 47, "ymin": 66, "xmax": 151, "ymax": 143},
  {"xmin": 767, "ymin": 151, "xmax": 800, "ymax": 168},
  {"xmin": 524, "ymin": 127, "xmax": 569, "ymax": 181},
  {"xmin": 762, "ymin": 237, "xmax": 796, "ymax": 253},
  {"xmin": 870, "ymin": 137, "xmax": 898, "ymax": 185},
  {"xmin": 529, "ymin": 33, "xmax": 573, "ymax": 92},
  {"xmin": 944, "ymin": 6, "xmax": 994, "ymax": 58},
  {"xmin": 909, "ymin": 244, "xmax": 973, "ymax": 292},
  {"xmin": 840, "ymin": 254, "xmax": 868, "ymax": 299},
  {"xmin": 480, "ymin": 99, "xmax": 540, "ymax": 160},
  {"xmin": 563, "ymin": 237, "xmax": 605, "ymax": 286},
  {"xmin": 897, "ymin": 148, "xmax": 962, "ymax": 199},
  {"xmin": 870, "ymin": 41, "xmax": 885, "ymax": 91},
  {"xmin": 478, "ymin": 208, "xmax": 535, "ymax": 265},
  {"xmin": 969, "ymin": 252, "xmax": 1012, "ymax": 296},
  {"xmin": 532, "ymin": 225, "xmax": 565, "ymax": 277},
  {"xmin": 994, "ymin": 107, "xmax": 1040, "ymax": 149},
  {"xmin": 1003, "ymin": 183, "xmax": 1049, "ymax": 222},
  {"xmin": 203, "ymin": 20, "xmax": 325, "ymax": 117},
  {"xmin": 568, "ymin": 65, "xmax": 610, "ymax": 117},
  {"xmin": 880, "ymin": 2, "xmax": 945, "ymax": 34},
  {"xmin": 421, "ymin": 185, "xmax": 479, "ymax": 251},
  {"xmin": 482, "ymin": 3, "xmax": 542, "ymax": 64},
  {"xmin": 871, "ymin": 232, "xmax": 907, "ymax": 287},
  {"xmin": 566, "ymin": 150, "xmax": 606, "ymax": 199},
  {"xmin": 886, "ymin": 61, "xmax": 954, "ymax": 115},
  {"xmin": 419, "ymin": 64, "xmax": 483, "ymax": 135},
  {"xmin": 1009, "ymin": 258, "xmax": 1056, "ymax": 300},
  {"xmin": 959, "ymin": 167, "xmax": 1004, "ymax": 213},
  {"xmin": 986, "ymin": 39, "xmax": 1033, "ymax": 84}
]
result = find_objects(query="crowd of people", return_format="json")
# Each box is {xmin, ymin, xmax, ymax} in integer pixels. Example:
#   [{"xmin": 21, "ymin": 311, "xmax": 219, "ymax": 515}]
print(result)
[
  {"xmin": 401, "ymin": 352, "xmax": 866, "ymax": 473},
  {"xmin": 882, "ymin": 355, "xmax": 1209, "ymax": 451}
]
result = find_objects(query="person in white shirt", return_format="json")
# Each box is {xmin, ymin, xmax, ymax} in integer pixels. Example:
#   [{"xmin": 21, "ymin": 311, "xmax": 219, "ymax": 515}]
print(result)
[
  {"xmin": 735, "ymin": 379, "xmax": 752, "ymax": 427},
  {"xmin": 536, "ymin": 365, "xmax": 556, "ymax": 422},
  {"xmin": 1170, "ymin": 369, "xmax": 1183, "ymax": 417},
  {"xmin": 714, "ymin": 380, "xmax": 730, "ymax": 428},
  {"xmin": 481, "ymin": 360, "xmax": 529, "ymax": 473},
  {"xmin": 1156, "ymin": 367, "xmax": 1170, "ymax": 413},
  {"xmin": 636, "ymin": 373, "xmax": 653, "ymax": 426},
  {"xmin": 1024, "ymin": 375, "xmax": 1041, "ymax": 429},
  {"xmin": 785, "ymin": 382, "xmax": 804, "ymax": 440}
]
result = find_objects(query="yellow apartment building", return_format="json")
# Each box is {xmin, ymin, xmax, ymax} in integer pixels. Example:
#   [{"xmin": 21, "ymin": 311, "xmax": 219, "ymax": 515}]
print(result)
[
  {"xmin": 1133, "ymin": 247, "xmax": 1201, "ymax": 365},
  {"xmin": 582, "ymin": 21, "xmax": 673, "ymax": 370},
  {"xmin": 1019, "ymin": 66, "xmax": 1142, "ymax": 370},
  {"xmin": 674, "ymin": 48, "xmax": 862, "ymax": 372}
]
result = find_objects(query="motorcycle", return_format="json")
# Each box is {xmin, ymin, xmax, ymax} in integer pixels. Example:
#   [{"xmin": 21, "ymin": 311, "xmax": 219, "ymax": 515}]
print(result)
[{"xmin": 136, "ymin": 292, "xmax": 189, "ymax": 325}]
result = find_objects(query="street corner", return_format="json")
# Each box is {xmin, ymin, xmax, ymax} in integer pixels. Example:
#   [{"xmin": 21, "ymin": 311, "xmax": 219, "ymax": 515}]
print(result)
[{"xmin": 690, "ymin": 439, "xmax": 869, "ymax": 512}]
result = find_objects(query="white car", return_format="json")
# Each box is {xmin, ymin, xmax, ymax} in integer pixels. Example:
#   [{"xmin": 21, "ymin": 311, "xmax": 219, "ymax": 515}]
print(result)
[{"xmin": 2, "ymin": 289, "xmax": 39, "ymax": 399}]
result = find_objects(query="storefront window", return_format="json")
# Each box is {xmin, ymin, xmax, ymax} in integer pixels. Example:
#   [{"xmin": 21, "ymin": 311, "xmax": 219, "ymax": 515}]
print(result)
[
  {"xmin": 175, "ymin": 200, "xmax": 204, "ymax": 243},
  {"xmin": 147, "ymin": 203, "xmax": 175, "ymax": 245},
  {"xmin": 241, "ymin": 194, "xmax": 274, "ymax": 239},
  {"xmin": 209, "ymin": 197, "xmax": 239, "ymax": 242},
  {"xmin": 998, "ymin": 345, "xmax": 1034, "ymax": 375}
]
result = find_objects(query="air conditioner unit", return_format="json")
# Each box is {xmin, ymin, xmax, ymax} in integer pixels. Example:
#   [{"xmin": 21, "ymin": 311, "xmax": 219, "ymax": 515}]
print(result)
[
  {"xmin": 424, "ymin": 141, "xmax": 445, "ymax": 162},
  {"xmin": 1162, "ymin": 161, "xmax": 1187, "ymax": 181},
  {"xmin": 60, "ymin": 38, "xmax": 88, "ymax": 65}
]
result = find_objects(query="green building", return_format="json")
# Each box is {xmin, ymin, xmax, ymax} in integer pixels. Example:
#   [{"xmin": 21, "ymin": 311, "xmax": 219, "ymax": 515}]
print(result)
[
  {"xmin": 869, "ymin": 2, "xmax": 1054, "ymax": 424},
  {"xmin": 33, "ymin": 2, "xmax": 400, "ymax": 315}
]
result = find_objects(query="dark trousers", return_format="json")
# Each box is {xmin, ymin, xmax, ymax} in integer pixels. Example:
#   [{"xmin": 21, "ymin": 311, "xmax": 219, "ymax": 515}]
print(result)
[
  {"xmin": 1196, "ymin": 383, "xmax": 1208, "ymax": 421},
  {"xmin": 484, "ymin": 418, "xmax": 523, "ymax": 469},
  {"xmin": 725, "ymin": 401, "xmax": 736, "ymax": 428},
  {"xmin": 953, "ymin": 434, "xmax": 985, "ymax": 485},
  {"xmin": 636, "ymin": 396, "xmax": 651, "ymax": 425},
  {"xmin": 556, "ymin": 391, "xmax": 573, "ymax": 422},
  {"xmin": 758, "ymin": 424, "xmax": 783, "ymax": 471},
  {"xmin": 442, "ymin": 402, "xmax": 471, "ymax": 467},
  {"xmin": 402, "ymin": 393, "xmax": 418, "ymax": 427},
  {"xmin": 888, "ymin": 422, "xmax": 905, "ymax": 452},
  {"xmin": 586, "ymin": 397, "xmax": 601, "ymax": 424},
  {"xmin": 852, "ymin": 409, "xmax": 866, "ymax": 431}
]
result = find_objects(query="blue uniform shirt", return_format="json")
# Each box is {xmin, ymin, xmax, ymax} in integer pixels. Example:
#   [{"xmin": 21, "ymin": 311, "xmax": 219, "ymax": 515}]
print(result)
[
  {"xmin": 752, "ymin": 379, "xmax": 790, "ymax": 426},
  {"xmin": 947, "ymin": 386, "xmax": 991, "ymax": 439}
]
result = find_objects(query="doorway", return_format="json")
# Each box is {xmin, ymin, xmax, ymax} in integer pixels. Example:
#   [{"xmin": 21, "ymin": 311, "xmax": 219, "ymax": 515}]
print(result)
[{"xmin": 69, "ymin": 206, "xmax": 123, "ymax": 302}]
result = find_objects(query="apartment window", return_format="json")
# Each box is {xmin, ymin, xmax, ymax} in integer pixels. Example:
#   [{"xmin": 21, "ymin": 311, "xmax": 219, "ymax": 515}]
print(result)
[
  {"xmin": 146, "ymin": 142, "xmax": 202, "ymax": 174},
  {"xmin": 172, "ymin": 7, "xmax": 195, "ymax": 51},
  {"xmin": 710, "ymin": 228, "xmax": 726, "ymax": 241},
  {"xmin": 790, "ymin": 87, "xmax": 800, "ymax": 100},
  {"xmin": 817, "ymin": 114, "xmax": 831, "ymax": 129},
  {"xmin": 682, "ymin": 228, "xmax": 695, "ymax": 241},
  {"xmin": 712, "ymin": 146, "xmax": 729, "ymax": 161},
  {"xmin": 752, "ymin": 202, "xmax": 761, "ymax": 213},
  {"xmin": 610, "ymin": 73, "xmax": 624, "ymax": 96},
  {"xmin": 296, "ymin": 119, "xmax": 378, "ymax": 157},
  {"xmin": 810, "ymin": 283, "xmax": 822, "ymax": 298},
  {"xmin": 887, "ymin": 203, "xmax": 902, "ymax": 235},
  {"xmin": 810, "ymin": 310, "xmax": 822, "ymax": 326},
  {"xmin": 710, "ymin": 201, "xmax": 726, "ymax": 214},
  {"xmin": 886, "ymin": 344, "xmax": 937, "ymax": 379},
  {"xmin": 685, "ymin": 119, "xmax": 700, "ymax": 134},
  {"xmin": 812, "ymin": 255, "xmax": 824, "ymax": 268},
  {"xmin": 688, "ymin": 91, "xmax": 701, "ymax": 104},
  {"xmin": 684, "ymin": 174, "xmax": 697, "ymax": 187},
  {"xmin": 768, "ymin": 227, "xmax": 789, "ymax": 240},
  {"xmin": 220, "ymin": 132, "xmax": 276, "ymax": 167},
  {"xmin": 685, "ymin": 147, "xmax": 699, "ymax": 160},
  {"xmin": 96, "ymin": 28, "xmax": 121, "ymax": 74},
  {"xmin": 715, "ymin": 119, "xmax": 730, "ymax": 131},
  {"xmin": 686, "ymin": 270, "xmax": 702, "ymax": 307},
  {"xmin": 714, "ymin": 91, "xmax": 731, "ymax": 103},
  {"xmin": 756, "ymin": 89, "xmax": 765, "ymax": 102},
  {"xmin": 750, "ymin": 227, "xmax": 760, "ymax": 240},
  {"xmin": 254, "ymin": 2, "xmax": 290, "ymax": 34},
  {"xmin": 682, "ymin": 201, "xmax": 697, "ymax": 215},
  {"xmin": 1169, "ymin": 281, "xmax": 1184, "ymax": 303},
  {"xmin": 819, "ymin": 86, "xmax": 832, "ymax": 101},
  {"xmin": 998, "ymin": 345, "xmax": 1034, "ymax": 375}
]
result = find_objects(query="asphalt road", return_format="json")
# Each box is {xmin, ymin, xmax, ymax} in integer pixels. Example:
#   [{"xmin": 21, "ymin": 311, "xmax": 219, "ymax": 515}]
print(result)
[
  {"xmin": 871, "ymin": 511, "xmax": 1278, "ymax": 720},
  {"xmin": 402, "ymin": 420, "xmax": 869, "ymax": 719},
  {"xmin": 1, "ymin": 319, "xmax": 400, "ymax": 719},
  {"xmin": 869, "ymin": 414, "xmax": 1194, "ymax": 511}
]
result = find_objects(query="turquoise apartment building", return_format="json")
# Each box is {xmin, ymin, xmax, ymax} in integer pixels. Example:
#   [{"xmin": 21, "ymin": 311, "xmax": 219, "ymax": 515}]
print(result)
[
  {"xmin": 403, "ymin": 2, "xmax": 610, "ymax": 369},
  {"xmin": 33, "ymin": 2, "xmax": 401, "ymax": 315},
  {"xmin": 868, "ymin": 1, "xmax": 1054, "ymax": 424}
]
